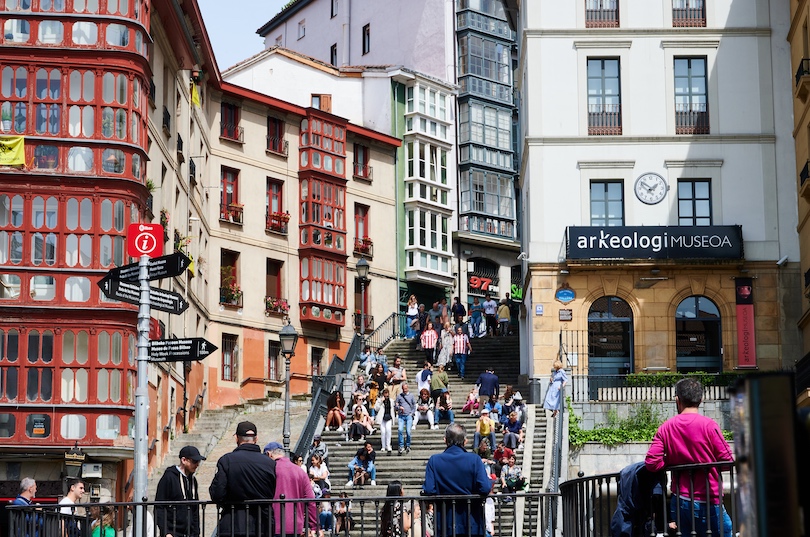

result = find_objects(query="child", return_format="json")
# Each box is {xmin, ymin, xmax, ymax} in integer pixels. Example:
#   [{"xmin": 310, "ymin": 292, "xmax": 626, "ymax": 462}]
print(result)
[{"xmin": 462, "ymin": 387, "xmax": 479, "ymax": 414}]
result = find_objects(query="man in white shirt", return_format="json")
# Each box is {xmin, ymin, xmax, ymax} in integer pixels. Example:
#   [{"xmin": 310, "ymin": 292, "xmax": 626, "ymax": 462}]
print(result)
[
  {"xmin": 60, "ymin": 477, "xmax": 85, "ymax": 537},
  {"xmin": 482, "ymin": 294, "xmax": 498, "ymax": 337}
]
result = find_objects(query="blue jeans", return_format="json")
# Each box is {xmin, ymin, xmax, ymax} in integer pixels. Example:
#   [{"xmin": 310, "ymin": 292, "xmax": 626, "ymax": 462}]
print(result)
[
  {"xmin": 454, "ymin": 353, "xmax": 468, "ymax": 377},
  {"xmin": 406, "ymin": 315, "xmax": 417, "ymax": 338},
  {"xmin": 347, "ymin": 462, "xmax": 376, "ymax": 482},
  {"xmin": 670, "ymin": 496, "xmax": 731, "ymax": 537},
  {"xmin": 398, "ymin": 414, "xmax": 412, "ymax": 448},
  {"xmin": 435, "ymin": 408, "xmax": 455, "ymax": 424},
  {"xmin": 471, "ymin": 316, "xmax": 481, "ymax": 337},
  {"xmin": 473, "ymin": 431, "xmax": 496, "ymax": 450},
  {"xmin": 319, "ymin": 511, "xmax": 334, "ymax": 531}
]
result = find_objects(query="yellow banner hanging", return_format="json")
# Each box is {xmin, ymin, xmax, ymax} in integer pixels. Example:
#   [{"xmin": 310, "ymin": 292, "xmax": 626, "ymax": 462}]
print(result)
[
  {"xmin": 191, "ymin": 83, "xmax": 201, "ymax": 107},
  {"xmin": 0, "ymin": 136, "xmax": 24, "ymax": 166}
]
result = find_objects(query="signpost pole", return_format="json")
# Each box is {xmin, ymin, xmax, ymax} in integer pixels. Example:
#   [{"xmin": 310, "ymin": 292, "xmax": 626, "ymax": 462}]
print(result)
[{"xmin": 134, "ymin": 254, "xmax": 151, "ymax": 534}]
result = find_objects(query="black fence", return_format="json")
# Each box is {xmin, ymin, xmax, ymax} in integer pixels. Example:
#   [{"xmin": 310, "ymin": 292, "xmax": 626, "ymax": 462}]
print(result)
[
  {"xmin": 560, "ymin": 461, "xmax": 737, "ymax": 537},
  {"xmin": 8, "ymin": 492, "xmax": 557, "ymax": 537}
]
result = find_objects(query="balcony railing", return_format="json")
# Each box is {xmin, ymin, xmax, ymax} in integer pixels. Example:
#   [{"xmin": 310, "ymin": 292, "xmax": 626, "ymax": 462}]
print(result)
[
  {"xmin": 561, "ymin": 462, "xmax": 737, "ymax": 537},
  {"xmin": 353, "ymin": 312, "xmax": 374, "ymax": 333},
  {"xmin": 805, "ymin": 267, "xmax": 810, "ymax": 289},
  {"xmin": 266, "ymin": 135, "xmax": 289, "ymax": 156},
  {"xmin": 353, "ymin": 237, "xmax": 373, "ymax": 257},
  {"xmin": 176, "ymin": 133, "xmax": 185, "ymax": 163},
  {"xmin": 265, "ymin": 295, "xmax": 290, "ymax": 315},
  {"xmin": 220, "ymin": 203, "xmax": 244, "ymax": 225},
  {"xmin": 796, "ymin": 59, "xmax": 810, "ymax": 87},
  {"xmin": 459, "ymin": 214, "xmax": 515, "ymax": 240},
  {"xmin": 221, "ymin": 122, "xmax": 244, "ymax": 142},
  {"xmin": 162, "ymin": 106, "xmax": 171, "ymax": 135},
  {"xmin": 148, "ymin": 79, "xmax": 156, "ymax": 108},
  {"xmin": 585, "ymin": 6, "xmax": 619, "ymax": 27},
  {"xmin": 189, "ymin": 158, "xmax": 196, "ymax": 186},
  {"xmin": 675, "ymin": 103, "xmax": 710, "ymax": 134},
  {"xmin": 219, "ymin": 286, "xmax": 243, "ymax": 307},
  {"xmin": 588, "ymin": 104, "xmax": 622, "ymax": 135},
  {"xmin": 672, "ymin": 1, "xmax": 706, "ymax": 27},
  {"xmin": 801, "ymin": 160, "xmax": 810, "ymax": 188},
  {"xmin": 266, "ymin": 211, "xmax": 290, "ymax": 234},
  {"xmin": 353, "ymin": 161, "xmax": 373, "ymax": 180},
  {"xmin": 8, "ymin": 493, "xmax": 557, "ymax": 537}
]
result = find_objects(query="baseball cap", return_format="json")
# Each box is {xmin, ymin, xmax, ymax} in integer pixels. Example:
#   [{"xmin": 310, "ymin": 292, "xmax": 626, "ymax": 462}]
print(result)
[
  {"xmin": 179, "ymin": 445, "xmax": 206, "ymax": 461},
  {"xmin": 481, "ymin": 408, "xmax": 490, "ymax": 414},
  {"xmin": 313, "ymin": 434, "xmax": 322, "ymax": 441},
  {"xmin": 263, "ymin": 441, "xmax": 284, "ymax": 453},
  {"xmin": 513, "ymin": 392, "xmax": 523, "ymax": 401},
  {"xmin": 235, "ymin": 421, "xmax": 257, "ymax": 437}
]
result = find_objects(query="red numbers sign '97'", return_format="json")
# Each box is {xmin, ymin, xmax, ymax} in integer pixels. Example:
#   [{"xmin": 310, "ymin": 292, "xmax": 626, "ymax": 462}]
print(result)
[
  {"xmin": 469, "ymin": 276, "xmax": 492, "ymax": 290},
  {"xmin": 127, "ymin": 223, "xmax": 164, "ymax": 258}
]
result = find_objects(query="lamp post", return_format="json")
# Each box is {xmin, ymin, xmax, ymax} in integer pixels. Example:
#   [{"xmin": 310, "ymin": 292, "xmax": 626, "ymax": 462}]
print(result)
[
  {"xmin": 357, "ymin": 257, "xmax": 370, "ymax": 336},
  {"xmin": 279, "ymin": 320, "xmax": 299, "ymax": 456}
]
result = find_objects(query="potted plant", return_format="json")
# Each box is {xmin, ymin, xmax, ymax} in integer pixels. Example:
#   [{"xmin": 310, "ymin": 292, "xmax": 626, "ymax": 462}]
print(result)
[
  {"xmin": 265, "ymin": 297, "xmax": 290, "ymax": 314},
  {"xmin": 220, "ymin": 266, "xmax": 242, "ymax": 305}
]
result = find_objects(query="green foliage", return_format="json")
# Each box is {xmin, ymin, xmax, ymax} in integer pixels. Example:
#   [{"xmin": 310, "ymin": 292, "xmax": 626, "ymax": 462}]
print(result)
[
  {"xmin": 625, "ymin": 371, "xmax": 745, "ymax": 388},
  {"xmin": 567, "ymin": 398, "xmax": 734, "ymax": 449},
  {"xmin": 568, "ymin": 398, "xmax": 664, "ymax": 449}
]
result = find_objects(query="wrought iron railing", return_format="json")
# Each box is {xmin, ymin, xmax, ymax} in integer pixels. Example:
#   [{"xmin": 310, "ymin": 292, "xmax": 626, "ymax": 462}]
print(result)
[
  {"xmin": 675, "ymin": 103, "xmax": 710, "ymax": 134},
  {"xmin": 796, "ymin": 58, "xmax": 810, "ymax": 87},
  {"xmin": 588, "ymin": 104, "xmax": 622, "ymax": 135},
  {"xmin": 162, "ymin": 105, "xmax": 171, "ymax": 134},
  {"xmin": 266, "ymin": 136, "xmax": 289, "ymax": 156},
  {"xmin": 672, "ymin": 1, "xmax": 706, "ymax": 27},
  {"xmin": 221, "ymin": 122, "xmax": 244, "ymax": 142},
  {"xmin": 585, "ymin": 6, "xmax": 619, "ymax": 27},
  {"xmin": 353, "ymin": 161, "xmax": 373, "ymax": 180},
  {"xmin": 544, "ymin": 384, "xmax": 565, "ymax": 537},
  {"xmin": 8, "ymin": 492, "xmax": 558, "ymax": 537},
  {"xmin": 220, "ymin": 203, "xmax": 244, "ymax": 224},
  {"xmin": 219, "ymin": 286, "xmax": 243, "ymax": 307},
  {"xmin": 353, "ymin": 312, "xmax": 374, "ymax": 333},
  {"xmin": 294, "ymin": 333, "xmax": 364, "ymax": 456},
  {"xmin": 363, "ymin": 312, "xmax": 408, "ymax": 351},
  {"xmin": 266, "ymin": 211, "xmax": 290, "ymax": 234},
  {"xmin": 560, "ymin": 461, "xmax": 737, "ymax": 537},
  {"xmin": 801, "ymin": 160, "xmax": 810, "ymax": 188},
  {"xmin": 353, "ymin": 237, "xmax": 373, "ymax": 257}
]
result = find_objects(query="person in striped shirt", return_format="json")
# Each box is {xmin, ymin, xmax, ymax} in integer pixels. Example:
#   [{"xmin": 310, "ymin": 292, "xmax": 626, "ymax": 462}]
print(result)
[
  {"xmin": 420, "ymin": 321, "xmax": 439, "ymax": 364},
  {"xmin": 452, "ymin": 326, "xmax": 472, "ymax": 379}
]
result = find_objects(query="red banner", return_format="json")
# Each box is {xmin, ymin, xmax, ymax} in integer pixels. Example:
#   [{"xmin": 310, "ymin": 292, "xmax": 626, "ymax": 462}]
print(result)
[{"xmin": 735, "ymin": 278, "xmax": 757, "ymax": 368}]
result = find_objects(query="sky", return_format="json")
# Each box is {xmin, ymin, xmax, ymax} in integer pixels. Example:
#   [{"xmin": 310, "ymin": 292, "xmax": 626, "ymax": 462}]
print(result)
[{"xmin": 198, "ymin": 0, "xmax": 288, "ymax": 71}]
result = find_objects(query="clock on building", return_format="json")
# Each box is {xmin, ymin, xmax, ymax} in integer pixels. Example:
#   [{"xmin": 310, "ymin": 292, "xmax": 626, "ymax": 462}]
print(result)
[{"xmin": 634, "ymin": 173, "xmax": 668, "ymax": 205}]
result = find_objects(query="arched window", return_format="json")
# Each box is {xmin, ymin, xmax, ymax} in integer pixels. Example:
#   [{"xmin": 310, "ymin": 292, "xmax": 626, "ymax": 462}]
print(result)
[
  {"xmin": 588, "ymin": 296, "xmax": 634, "ymax": 376},
  {"xmin": 675, "ymin": 295, "xmax": 722, "ymax": 372}
]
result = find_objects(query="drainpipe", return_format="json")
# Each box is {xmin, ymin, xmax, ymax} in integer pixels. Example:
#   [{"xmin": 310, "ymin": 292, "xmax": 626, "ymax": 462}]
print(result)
[
  {"xmin": 342, "ymin": 0, "xmax": 352, "ymax": 66},
  {"xmin": 393, "ymin": 81, "xmax": 402, "ymax": 305}
]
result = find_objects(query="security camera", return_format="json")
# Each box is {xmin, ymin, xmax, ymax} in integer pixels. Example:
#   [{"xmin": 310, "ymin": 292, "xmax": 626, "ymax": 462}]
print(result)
[
  {"xmin": 776, "ymin": 255, "xmax": 789, "ymax": 267},
  {"xmin": 517, "ymin": 252, "xmax": 528, "ymax": 260}
]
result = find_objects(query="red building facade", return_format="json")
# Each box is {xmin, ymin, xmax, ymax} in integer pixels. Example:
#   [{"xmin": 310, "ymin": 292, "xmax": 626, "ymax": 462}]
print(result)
[{"xmin": 0, "ymin": 0, "xmax": 151, "ymax": 498}]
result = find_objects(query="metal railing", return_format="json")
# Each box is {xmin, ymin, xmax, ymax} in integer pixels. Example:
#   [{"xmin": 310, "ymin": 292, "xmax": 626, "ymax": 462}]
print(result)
[
  {"xmin": 560, "ymin": 461, "xmax": 737, "ymax": 536},
  {"xmin": 672, "ymin": 1, "xmax": 706, "ymax": 27},
  {"xmin": 544, "ymin": 385, "xmax": 565, "ymax": 537},
  {"xmin": 221, "ymin": 122, "xmax": 244, "ymax": 142},
  {"xmin": 162, "ymin": 106, "xmax": 171, "ymax": 134},
  {"xmin": 353, "ymin": 162, "xmax": 373, "ymax": 180},
  {"xmin": 266, "ymin": 136, "xmax": 289, "ymax": 156},
  {"xmin": 353, "ymin": 238, "xmax": 373, "ymax": 257},
  {"xmin": 266, "ymin": 211, "xmax": 290, "ymax": 234},
  {"xmin": 8, "ymin": 492, "xmax": 558, "ymax": 537},
  {"xmin": 294, "ymin": 334, "xmax": 364, "ymax": 456},
  {"xmin": 588, "ymin": 104, "xmax": 622, "ymax": 135},
  {"xmin": 219, "ymin": 287, "xmax": 243, "ymax": 308},
  {"xmin": 675, "ymin": 103, "xmax": 710, "ymax": 134},
  {"xmin": 353, "ymin": 312, "xmax": 374, "ymax": 333},
  {"xmin": 220, "ymin": 203, "xmax": 244, "ymax": 224},
  {"xmin": 585, "ymin": 7, "xmax": 619, "ymax": 27},
  {"xmin": 363, "ymin": 312, "xmax": 409, "ymax": 352},
  {"xmin": 796, "ymin": 58, "xmax": 810, "ymax": 87},
  {"xmin": 558, "ymin": 329, "xmax": 739, "ymax": 402},
  {"xmin": 801, "ymin": 160, "xmax": 810, "ymax": 188}
]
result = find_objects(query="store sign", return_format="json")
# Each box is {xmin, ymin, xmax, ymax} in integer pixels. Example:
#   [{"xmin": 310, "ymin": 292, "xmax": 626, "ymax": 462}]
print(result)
[
  {"xmin": 567, "ymin": 226, "xmax": 743, "ymax": 260},
  {"xmin": 469, "ymin": 276, "xmax": 493, "ymax": 291},
  {"xmin": 735, "ymin": 277, "xmax": 757, "ymax": 368}
]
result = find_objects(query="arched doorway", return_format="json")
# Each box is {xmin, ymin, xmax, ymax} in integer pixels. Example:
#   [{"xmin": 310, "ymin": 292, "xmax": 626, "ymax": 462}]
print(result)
[
  {"xmin": 675, "ymin": 295, "xmax": 722, "ymax": 372},
  {"xmin": 588, "ymin": 296, "xmax": 634, "ymax": 376}
]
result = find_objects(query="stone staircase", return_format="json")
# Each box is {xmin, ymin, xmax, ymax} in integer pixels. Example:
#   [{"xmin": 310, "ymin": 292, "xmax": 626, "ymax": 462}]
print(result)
[{"xmin": 318, "ymin": 335, "xmax": 543, "ymax": 534}]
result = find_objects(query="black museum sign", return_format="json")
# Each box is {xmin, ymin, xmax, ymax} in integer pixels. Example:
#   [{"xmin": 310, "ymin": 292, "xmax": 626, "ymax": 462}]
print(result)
[{"xmin": 567, "ymin": 225, "xmax": 744, "ymax": 260}]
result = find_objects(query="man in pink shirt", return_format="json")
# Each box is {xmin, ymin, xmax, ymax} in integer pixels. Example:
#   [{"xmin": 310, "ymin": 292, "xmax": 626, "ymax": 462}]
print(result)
[{"xmin": 645, "ymin": 378, "xmax": 733, "ymax": 537}]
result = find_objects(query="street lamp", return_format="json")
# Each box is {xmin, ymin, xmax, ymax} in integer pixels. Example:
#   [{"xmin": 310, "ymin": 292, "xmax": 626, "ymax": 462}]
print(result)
[
  {"xmin": 357, "ymin": 258, "xmax": 370, "ymax": 336},
  {"xmin": 279, "ymin": 320, "xmax": 299, "ymax": 455}
]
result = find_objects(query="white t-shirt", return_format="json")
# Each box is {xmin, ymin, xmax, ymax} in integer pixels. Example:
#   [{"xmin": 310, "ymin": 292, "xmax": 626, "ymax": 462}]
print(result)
[
  {"xmin": 59, "ymin": 496, "xmax": 75, "ymax": 516},
  {"xmin": 483, "ymin": 299, "xmax": 498, "ymax": 315}
]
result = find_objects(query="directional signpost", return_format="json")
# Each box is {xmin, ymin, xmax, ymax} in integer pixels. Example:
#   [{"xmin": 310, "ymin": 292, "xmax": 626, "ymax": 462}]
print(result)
[
  {"xmin": 97, "ymin": 273, "xmax": 189, "ymax": 314},
  {"xmin": 149, "ymin": 338, "xmax": 218, "ymax": 363},
  {"xmin": 107, "ymin": 251, "xmax": 191, "ymax": 282}
]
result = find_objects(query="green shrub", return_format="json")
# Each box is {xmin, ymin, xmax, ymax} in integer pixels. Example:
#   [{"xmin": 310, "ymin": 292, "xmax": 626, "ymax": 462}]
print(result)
[{"xmin": 625, "ymin": 371, "xmax": 745, "ymax": 388}]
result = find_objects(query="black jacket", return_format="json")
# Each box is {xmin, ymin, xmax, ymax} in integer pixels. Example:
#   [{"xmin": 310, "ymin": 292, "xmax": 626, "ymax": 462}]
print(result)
[
  {"xmin": 609, "ymin": 462, "xmax": 667, "ymax": 537},
  {"xmin": 155, "ymin": 465, "xmax": 201, "ymax": 537},
  {"xmin": 210, "ymin": 442, "xmax": 276, "ymax": 537}
]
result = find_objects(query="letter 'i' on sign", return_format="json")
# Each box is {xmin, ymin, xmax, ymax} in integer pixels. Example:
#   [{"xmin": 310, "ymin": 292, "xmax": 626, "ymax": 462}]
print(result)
[{"xmin": 127, "ymin": 223, "xmax": 164, "ymax": 258}]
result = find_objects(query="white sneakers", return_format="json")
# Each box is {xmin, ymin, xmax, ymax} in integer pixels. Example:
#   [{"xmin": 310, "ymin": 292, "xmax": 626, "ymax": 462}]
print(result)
[
  {"xmin": 345, "ymin": 481, "xmax": 353, "ymax": 487},
  {"xmin": 371, "ymin": 480, "xmax": 377, "ymax": 486}
]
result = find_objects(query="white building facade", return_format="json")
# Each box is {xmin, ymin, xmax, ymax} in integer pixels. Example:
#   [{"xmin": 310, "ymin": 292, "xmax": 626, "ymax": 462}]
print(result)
[{"xmin": 507, "ymin": 0, "xmax": 801, "ymax": 379}]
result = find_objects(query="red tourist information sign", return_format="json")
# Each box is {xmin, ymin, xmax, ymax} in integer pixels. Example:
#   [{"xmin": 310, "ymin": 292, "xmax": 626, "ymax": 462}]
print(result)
[{"xmin": 127, "ymin": 223, "xmax": 164, "ymax": 258}]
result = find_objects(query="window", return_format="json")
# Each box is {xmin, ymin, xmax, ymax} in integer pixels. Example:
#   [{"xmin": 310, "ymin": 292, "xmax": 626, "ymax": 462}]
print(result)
[
  {"xmin": 220, "ymin": 167, "xmax": 241, "ymax": 223},
  {"xmin": 106, "ymin": 24, "xmax": 129, "ymax": 47},
  {"xmin": 330, "ymin": 44, "xmax": 337, "ymax": 66},
  {"xmin": 300, "ymin": 177, "xmax": 346, "ymax": 232},
  {"xmin": 585, "ymin": 0, "xmax": 619, "ymax": 28},
  {"xmin": 300, "ymin": 256, "xmax": 346, "ymax": 309},
  {"xmin": 457, "ymin": 34, "xmax": 510, "ymax": 84},
  {"xmin": 311, "ymin": 347, "xmax": 323, "ymax": 376},
  {"xmin": 72, "ymin": 21, "xmax": 97, "ymax": 44},
  {"xmin": 674, "ymin": 57, "xmax": 708, "ymax": 134},
  {"xmin": 331, "ymin": 0, "xmax": 338, "ymax": 17},
  {"xmin": 311, "ymin": 94, "xmax": 332, "ymax": 113},
  {"xmin": 590, "ymin": 181, "xmax": 624, "ymax": 226},
  {"xmin": 460, "ymin": 169, "xmax": 514, "ymax": 218},
  {"xmin": 588, "ymin": 297, "xmax": 634, "ymax": 376},
  {"xmin": 220, "ymin": 103, "xmax": 242, "ymax": 141},
  {"xmin": 221, "ymin": 334, "xmax": 238, "ymax": 382},
  {"xmin": 353, "ymin": 144, "xmax": 371, "ymax": 179},
  {"xmin": 1, "ymin": 66, "xmax": 27, "ymax": 134},
  {"xmin": 675, "ymin": 296, "xmax": 721, "ymax": 372},
  {"xmin": 587, "ymin": 58, "xmax": 621, "ymax": 135},
  {"xmin": 355, "ymin": 204, "xmax": 369, "ymax": 240},
  {"xmin": 266, "ymin": 258, "xmax": 283, "ymax": 302},
  {"xmin": 38, "ymin": 21, "xmax": 63, "ymax": 44},
  {"xmin": 267, "ymin": 116, "xmax": 286, "ymax": 154},
  {"xmin": 459, "ymin": 101, "xmax": 512, "ymax": 150},
  {"xmin": 34, "ymin": 68, "xmax": 61, "ymax": 135},
  {"xmin": 3, "ymin": 20, "xmax": 30, "ymax": 43},
  {"xmin": 298, "ymin": 20, "xmax": 306, "ymax": 39},
  {"xmin": 362, "ymin": 24, "xmax": 370, "ymax": 55},
  {"xmin": 41, "ymin": 0, "xmax": 65, "ymax": 12},
  {"xmin": 678, "ymin": 179, "xmax": 711, "ymax": 225},
  {"xmin": 220, "ymin": 249, "xmax": 240, "ymax": 306},
  {"xmin": 268, "ymin": 341, "xmax": 281, "ymax": 381},
  {"xmin": 266, "ymin": 178, "xmax": 284, "ymax": 216},
  {"xmin": 673, "ymin": 0, "xmax": 705, "ymax": 27}
]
